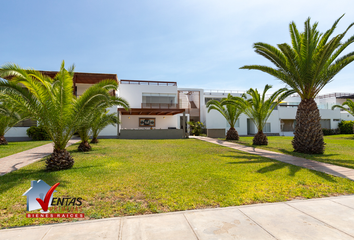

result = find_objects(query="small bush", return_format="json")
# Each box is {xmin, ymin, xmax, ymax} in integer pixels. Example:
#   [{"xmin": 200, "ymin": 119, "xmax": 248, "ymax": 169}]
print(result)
[
  {"xmin": 187, "ymin": 121, "xmax": 205, "ymax": 136},
  {"xmin": 26, "ymin": 126, "xmax": 51, "ymax": 141},
  {"xmin": 338, "ymin": 120, "xmax": 354, "ymax": 134},
  {"xmin": 322, "ymin": 128, "xmax": 340, "ymax": 136}
]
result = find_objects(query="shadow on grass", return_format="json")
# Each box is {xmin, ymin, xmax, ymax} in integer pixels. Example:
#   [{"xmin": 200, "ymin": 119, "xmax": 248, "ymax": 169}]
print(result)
[
  {"xmin": 0, "ymin": 160, "xmax": 102, "ymax": 194},
  {"xmin": 223, "ymin": 150, "xmax": 338, "ymax": 182}
]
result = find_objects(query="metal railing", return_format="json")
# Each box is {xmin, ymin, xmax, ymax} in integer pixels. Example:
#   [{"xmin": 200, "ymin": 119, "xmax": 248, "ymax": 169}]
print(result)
[
  {"xmin": 120, "ymin": 79, "xmax": 177, "ymax": 86},
  {"xmin": 316, "ymin": 93, "xmax": 354, "ymax": 99},
  {"xmin": 141, "ymin": 103, "xmax": 180, "ymax": 109}
]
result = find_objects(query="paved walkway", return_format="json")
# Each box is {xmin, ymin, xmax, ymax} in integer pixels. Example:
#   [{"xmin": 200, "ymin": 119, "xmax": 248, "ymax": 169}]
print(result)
[
  {"xmin": 0, "ymin": 139, "xmax": 80, "ymax": 176},
  {"xmin": 192, "ymin": 136, "xmax": 354, "ymax": 181},
  {"xmin": 1, "ymin": 195, "xmax": 354, "ymax": 239}
]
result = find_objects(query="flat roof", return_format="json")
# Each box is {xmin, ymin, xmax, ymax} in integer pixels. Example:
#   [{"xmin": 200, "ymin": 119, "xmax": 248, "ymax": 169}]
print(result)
[
  {"xmin": 40, "ymin": 71, "xmax": 118, "ymax": 84},
  {"xmin": 120, "ymin": 79, "xmax": 177, "ymax": 86}
]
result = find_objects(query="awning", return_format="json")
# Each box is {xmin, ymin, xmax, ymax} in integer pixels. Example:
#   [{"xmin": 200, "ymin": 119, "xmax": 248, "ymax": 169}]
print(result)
[{"xmin": 118, "ymin": 108, "xmax": 185, "ymax": 115}]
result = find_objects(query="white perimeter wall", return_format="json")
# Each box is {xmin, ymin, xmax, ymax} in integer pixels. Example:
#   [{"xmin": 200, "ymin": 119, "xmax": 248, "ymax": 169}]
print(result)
[{"xmin": 5, "ymin": 127, "xmax": 30, "ymax": 138}]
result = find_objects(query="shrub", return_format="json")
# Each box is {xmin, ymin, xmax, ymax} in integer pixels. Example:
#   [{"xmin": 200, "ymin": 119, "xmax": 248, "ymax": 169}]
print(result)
[
  {"xmin": 338, "ymin": 120, "xmax": 354, "ymax": 134},
  {"xmin": 322, "ymin": 128, "xmax": 340, "ymax": 136},
  {"xmin": 187, "ymin": 121, "xmax": 205, "ymax": 136},
  {"xmin": 26, "ymin": 126, "xmax": 51, "ymax": 140}
]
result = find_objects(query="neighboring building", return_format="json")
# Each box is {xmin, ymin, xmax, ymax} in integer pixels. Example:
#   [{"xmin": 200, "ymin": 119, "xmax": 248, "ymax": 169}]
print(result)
[
  {"xmin": 201, "ymin": 90, "xmax": 354, "ymax": 136},
  {"xmin": 4, "ymin": 74, "xmax": 354, "ymax": 140},
  {"xmin": 5, "ymin": 72, "xmax": 119, "ymax": 141}
]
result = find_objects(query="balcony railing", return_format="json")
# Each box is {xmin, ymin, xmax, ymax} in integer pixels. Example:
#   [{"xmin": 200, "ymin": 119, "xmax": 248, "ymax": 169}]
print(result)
[
  {"xmin": 141, "ymin": 103, "xmax": 180, "ymax": 109},
  {"xmin": 316, "ymin": 93, "xmax": 354, "ymax": 99},
  {"xmin": 279, "ymin": 105, "xmax": 299, "ymax": 108},
  {"xmin": 120, "ymin": 80, "xmax": 177, "ymax": 86}
]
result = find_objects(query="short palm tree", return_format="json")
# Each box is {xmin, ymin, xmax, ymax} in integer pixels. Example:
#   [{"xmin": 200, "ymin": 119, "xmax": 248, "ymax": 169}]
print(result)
[
  {"xmin": 77, "ymin": 97, "xmax": 127, "ymax": 151},
  {"xmin": 240, "ymin": 15, "xmax": 354, "ymax": 153},
  {"xmin": 0, "ymin": 103, "xmax": 28, "ymax": 145},
  {"xmin": 332, "ymin": 99, "xmax": 354, "ymax": 133},
  {"xmin": 206, "ymin": 94, "xmax": 243, "ymax": 140},
  {"xmin": 90, "ymin": 111, "xmax": 119, "ymax": 144},
  {"xmin": 228, "ymin": 85, "xmax": 294, "ymax": 145},
  {"xmin": 0, "ymin": 61, "xmax": 128, "ymax": 170}
]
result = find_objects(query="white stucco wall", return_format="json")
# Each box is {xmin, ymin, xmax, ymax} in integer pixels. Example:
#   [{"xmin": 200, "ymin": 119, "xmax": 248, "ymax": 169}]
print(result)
[
  {"xmin": 5, "ymin": 127, "xmax": 30, "ymax": 138},
  {"xmin": 98, "ymin": 106, "xmax": 118, "ymax": 136}
]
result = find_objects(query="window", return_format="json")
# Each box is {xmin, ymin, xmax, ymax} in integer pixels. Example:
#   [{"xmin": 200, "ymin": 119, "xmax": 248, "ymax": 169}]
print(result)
[
  {"xmin": 205, "ymin": 97, "xmax": 221, "ymax": 103},
  {"xmin": 14, "ymin": 119, "xmax": 37, "ymax": 127},
  {"xmin": 264, "ymin": 123, "xmax": 271, "ymax": 133},
  {"xmin": 320, "ymin": 119, "xmax": 330, "ymax": 129},
  {"xmin": 281, "ymin": 120, "xmax": 295, "ymax": 132}
]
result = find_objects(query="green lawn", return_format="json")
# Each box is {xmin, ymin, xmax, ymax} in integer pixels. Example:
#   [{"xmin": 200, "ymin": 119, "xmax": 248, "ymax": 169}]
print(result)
[
  {"xmin": 0, "ymin": 140, "xmax": 52, "ymax": 158},
  {"xmin": 1, "ymin": 139, "xmax": 354, "ymax": 228},
  {"xmin": 232, "ymin": 135, "xmax": 354, "ymax": 169}
]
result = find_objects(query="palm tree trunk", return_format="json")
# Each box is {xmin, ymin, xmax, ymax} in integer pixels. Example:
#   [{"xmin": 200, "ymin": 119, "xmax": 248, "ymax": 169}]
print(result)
[
  {"xmin": 226, "ymin": 127, "xmax": 239, "ymax": 140},
  {"xmin": 253, "ymin": 130, "xmax": 268, "ymax": 145},
  {"xmin": 90, "ymin": 137, "xmax": 99, "ymax": 144},
  {"xmin": 292, "ymin": 98, "xmax": 325, "ymax": 154},
  {"xmin": 46, "ymin": 149, "xmax": 74, "ymax": 171},
  {"xmin": 78, "ymin": 140, "xmax": 92, "ymax": 152},
  {"xmin": 0, "ymin": 135, "xmax": 8, "ymax": 145}
]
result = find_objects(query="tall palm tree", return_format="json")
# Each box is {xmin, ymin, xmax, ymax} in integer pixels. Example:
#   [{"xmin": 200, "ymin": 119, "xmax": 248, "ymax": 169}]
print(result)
[
  {"xmin": 90, "ymin": 111, "xmax": 119, "ymax": 144},
  {"xmin": 228, "ymin": 85, "xmax": 294, "ymax": 145},
  {"xmin": 206, "ymin": 94, "xmax": 243, "ymax": 140},
  {"xmin": 0, "ymin": 61, "xmax": 128, "ymax": 170},
  {"xmin": 0, "ymin": 103, "xmax": 28, "ymax": 145},
  {"xmin": 332, "ymin": 99, "xmax": 354, "ymax": 133},
  {"xmin": 240, "ymin": 15, "xmax": 354, "ymax": 153}
]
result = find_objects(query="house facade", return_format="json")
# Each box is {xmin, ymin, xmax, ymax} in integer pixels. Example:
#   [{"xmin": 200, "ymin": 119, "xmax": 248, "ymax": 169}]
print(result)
[{"xmin": 4, "ymin": 75, "xmax": 354, "ymax": 140}]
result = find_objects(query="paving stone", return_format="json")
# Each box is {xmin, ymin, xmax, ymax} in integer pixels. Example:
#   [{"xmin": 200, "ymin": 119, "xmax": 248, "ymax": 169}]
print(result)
[
  {"xmin": 121, "ymin": 214, "xmax": 197, "ymax": 240},
  {"xmin": 43, "ymin": 219, "xmax": 120, "ymax": 240},
  {"xmin": 0, "ymin": 139, "xmax": 80, "ymax": 176},
  {"xmin": 0, "ymin": 226, "xmax": 50, "ymax": 240},
  {"xmin": 239, "ymin": 203, "xmax": 353, "ymax": 240},
  {"xmin": 184, "ymin": 208, "xmax": 275, "ymax": 240},
  {"xmin": 331, "ymin": 196, "xmax": 354, "ymax": 209},
  {"xmin": 288, "ymin": 199, "xmax": 354, "ymax": 237}
]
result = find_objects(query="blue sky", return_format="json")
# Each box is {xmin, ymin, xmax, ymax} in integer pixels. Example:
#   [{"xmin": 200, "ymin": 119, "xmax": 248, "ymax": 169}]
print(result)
[{"xmin": 1, "ymin": 0, "xmax": 353, "ymax": 94}]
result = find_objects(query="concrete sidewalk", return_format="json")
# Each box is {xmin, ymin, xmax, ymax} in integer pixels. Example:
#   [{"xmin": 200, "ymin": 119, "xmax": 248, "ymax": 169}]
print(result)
[
  {"xmin": 192, "ymin": 136, "xmax": 354, "ymax": 181},
  {"xmin": 2, "ymin": 195, "xmax": 354, "ymax": 239},
  {"xmin": 0, "ymin": 139, "xmax": 80, "ymax": 176}
]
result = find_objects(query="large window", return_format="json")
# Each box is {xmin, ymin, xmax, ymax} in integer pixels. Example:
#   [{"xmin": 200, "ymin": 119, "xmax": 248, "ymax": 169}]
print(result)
[
  {"xmin": 281, "ymin": 120, "xmax": 295, "ymax": 132},
  {"xmin": 320, "ymin": 119, "xmax": 331, "ymax": 129},
  {"xmin": 14, "ymin": 119, "xmax": 37, "ymax": 127},
  {"xmin": 142, "ymin": 93, "xmax": 176, "ymax": 104}
]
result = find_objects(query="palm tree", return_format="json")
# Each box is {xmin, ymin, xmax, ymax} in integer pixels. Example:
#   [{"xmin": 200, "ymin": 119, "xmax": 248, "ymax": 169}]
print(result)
[
  {"xmin": 332, "ymin": 99, "xmax": 354, "ymax": 133},
  {"xmin": 206, "ymin": 94, "xmax": 243, "ymax": 140},
  {"xmin": 0, "ymin": 103, "xmax": 28, "ymax": 145},
  {"xmin": 90, "ymin": 111, "xmax": 119, "ymax": 144},
  {"xmin": 77, "ymin": 96, "xmax": 128, "ymax": 151},
  {"xmin": 228, "ymin": 85, "xmax": 294, "ymax": 145},
  {"xmin": 0, "ymin": 61, "xmax": 128, "ymax": 170},
  {"xmin": 240, "ymin": 15, "xmax": 354, "ymax": 153}
]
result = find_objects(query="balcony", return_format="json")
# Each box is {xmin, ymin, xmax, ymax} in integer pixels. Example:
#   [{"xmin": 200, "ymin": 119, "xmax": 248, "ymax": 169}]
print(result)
[{"xmin": 141, "ymin": 103, "xmax": 180, "ymax": 109}]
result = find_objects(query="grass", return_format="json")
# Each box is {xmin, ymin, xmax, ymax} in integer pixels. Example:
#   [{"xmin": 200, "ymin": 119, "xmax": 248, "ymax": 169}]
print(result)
[
  {"xmin": 232, "ymin": 134, "xmax": 354, "ymax": 169},
  {"xmin": 0, "ymin": 140, "xmax": 52, "ymax": 158},
  {"xmin": 1, "ymin": 139, "xmax": 354, "ymax": 228}
]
